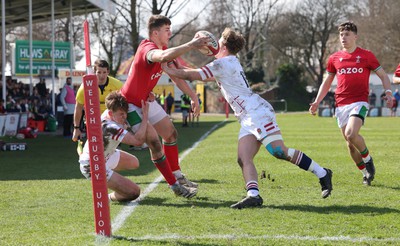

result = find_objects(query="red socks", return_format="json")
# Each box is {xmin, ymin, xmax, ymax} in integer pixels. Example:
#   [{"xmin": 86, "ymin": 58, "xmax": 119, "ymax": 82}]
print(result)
[
  {"xmin": 163, "ymin": 141, "xmax": 180, "ymax": 172},
  {"xmin": 152, "ymin": 155, "xmax": 176, "ymax": 185}
]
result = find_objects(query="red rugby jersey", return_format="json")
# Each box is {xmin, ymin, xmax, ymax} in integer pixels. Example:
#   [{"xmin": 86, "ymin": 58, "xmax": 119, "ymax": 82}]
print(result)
[
  {"xmin": 121, "ymin": 39, "xmax": 165, "ymax": 107},
  {"xmin": 327, "ymin": 47, "xmax": 381, "ymax": 106}
]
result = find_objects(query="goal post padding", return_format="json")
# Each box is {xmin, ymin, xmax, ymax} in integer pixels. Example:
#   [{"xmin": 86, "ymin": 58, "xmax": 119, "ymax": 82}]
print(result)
[{"xmin": 82, "ymin": 74, "xmax": 111, "ymax": 236}]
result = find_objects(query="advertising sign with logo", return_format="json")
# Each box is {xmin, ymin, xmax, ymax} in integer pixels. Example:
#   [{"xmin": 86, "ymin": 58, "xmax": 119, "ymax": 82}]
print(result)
[{"xmin": 14, "ymin": 40, "xmax": 71, "ymax": 76}]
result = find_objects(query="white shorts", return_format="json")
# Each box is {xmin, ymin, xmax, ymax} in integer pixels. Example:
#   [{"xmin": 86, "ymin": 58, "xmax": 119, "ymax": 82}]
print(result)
[
  {"xmin": 335, "ymin": 101, "xmax": 369, "ymax": 128},
  {"xmin": 238, "ymin": 100, "xmax": 280, "ymax": 140},
  {"xmin": 127, "ymin": 101, "xmax": 167, "ymax": 131},
  {"xmin": 79, "ymin": 149, "xmax": 121, "ymax": 181}
]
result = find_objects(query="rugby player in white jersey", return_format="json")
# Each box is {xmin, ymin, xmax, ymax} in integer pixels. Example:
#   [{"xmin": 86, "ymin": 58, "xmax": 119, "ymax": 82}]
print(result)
[
  {"xmin": 162, "ymin": 28, "xmax": 333, "ymax": 209},
  {"xmin": 79, "ymin": 91, "xmax": 149, "ymax": 202}
]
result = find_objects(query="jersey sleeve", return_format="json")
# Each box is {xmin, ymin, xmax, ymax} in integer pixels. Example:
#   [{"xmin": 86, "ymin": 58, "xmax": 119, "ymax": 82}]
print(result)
[
  {"xmin": 366, "ymin": 51, "xmax": 381, "ymax": 72},
  {"xmin": 103, "ymin": 121, "xmax": 128, "ymax": 142},
  {"xmin": 142, "ymin": 41, "xmax": 159, "ymax": 63},
  {"xmin": 326, "ymin": 55, "xmax": 336, "ymax": 74},
  {"xmin": 199, "ymin": 60, "xmax": 225, "ymax": 80},
  {"xmin": 75, "ymin": 84, "xmax": 85, "ymax": 105}
]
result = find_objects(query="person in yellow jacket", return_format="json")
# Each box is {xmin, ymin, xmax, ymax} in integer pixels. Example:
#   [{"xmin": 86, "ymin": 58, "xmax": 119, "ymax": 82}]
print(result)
[
  {"xmin": 180, "ymin": 94, "xmax": 191, "ymax": 127},
  {"xmin": 72, "ymin": 59, "xmax": 123, "ymax": 154}
]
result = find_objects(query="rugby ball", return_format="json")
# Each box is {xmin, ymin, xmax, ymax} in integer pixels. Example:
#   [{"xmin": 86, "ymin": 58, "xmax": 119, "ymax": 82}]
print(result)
[{"xmin": 195, "ymin": 30, "xmax": 220, "ymax": 56}]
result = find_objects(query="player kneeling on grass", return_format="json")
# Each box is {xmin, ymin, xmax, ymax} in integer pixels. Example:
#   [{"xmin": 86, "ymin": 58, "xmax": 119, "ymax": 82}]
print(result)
[
  {"xmin": 161, "ymin": 27, "xmax": 333, "ymax": 209},
  {"xmin": 79, "ymin": 91, "xmax": 149, "ymax": 202}
]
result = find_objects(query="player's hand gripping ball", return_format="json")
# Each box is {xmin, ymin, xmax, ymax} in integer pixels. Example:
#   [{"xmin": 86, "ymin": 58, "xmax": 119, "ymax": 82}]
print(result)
[{"xmin": 195, "ymin": 30, "xmax": 220, "ymax": 56}]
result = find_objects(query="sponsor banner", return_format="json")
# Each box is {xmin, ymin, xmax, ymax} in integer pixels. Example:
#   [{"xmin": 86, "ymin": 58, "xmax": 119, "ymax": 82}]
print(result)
[
  {"xmin": 14, "ymin": 40, "xmax": 71, "ymax": 75},
  {"xmin": 4, "ymin": 114, "xmax": 20, "ymax": 136}
]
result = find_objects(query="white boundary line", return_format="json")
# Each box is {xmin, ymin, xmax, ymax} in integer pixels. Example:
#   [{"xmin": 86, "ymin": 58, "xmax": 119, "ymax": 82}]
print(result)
[{"xmin": 111, "ymin": 120, "xmax": 228, "ymax": 234}]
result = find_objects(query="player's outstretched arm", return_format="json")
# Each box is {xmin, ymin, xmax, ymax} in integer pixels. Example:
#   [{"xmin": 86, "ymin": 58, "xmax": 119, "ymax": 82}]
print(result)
[
  {"xmin": 376, "ymin": 68, "xmax": 393, "ymax": 108},
  {"xmin": 161, "ymin": 62, "xmax": 202, "ymax": 81},
  {"xmin": 150, "ymin": 35, "xmax": 210, "ymax": 63},
  {"xmin": 309, "ymin": 73, "xmax": 335, "ymax": 116},
  {"xmin": 72, "ymin": 102, "xmax": 84, "ymax": 142}
]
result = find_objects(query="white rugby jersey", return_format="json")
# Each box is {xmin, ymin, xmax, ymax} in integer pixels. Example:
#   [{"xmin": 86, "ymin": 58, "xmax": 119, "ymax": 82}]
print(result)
[
  {"xmin": 80, "ymin": 117, "xmax": 128, "ymax": 162},
  {"xmin": 199, "ymin": 55, "xmax": 261, "ymax": 118}
]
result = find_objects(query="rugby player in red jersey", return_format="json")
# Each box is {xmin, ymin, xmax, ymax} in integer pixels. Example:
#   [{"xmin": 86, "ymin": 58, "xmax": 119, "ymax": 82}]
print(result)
[
  {"xmin": 120, "ymin": 15, "xmax": 210, "ymax": 198},
  {"xmin": 309, "ymin": 22, "xmax": 393, "ymax": 186}
]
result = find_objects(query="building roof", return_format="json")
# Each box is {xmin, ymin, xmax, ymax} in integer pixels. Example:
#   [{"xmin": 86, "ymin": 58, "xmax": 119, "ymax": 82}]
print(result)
[{"xmin": 2, "ymin": 0, "xmax": 116, "ymax": 28}]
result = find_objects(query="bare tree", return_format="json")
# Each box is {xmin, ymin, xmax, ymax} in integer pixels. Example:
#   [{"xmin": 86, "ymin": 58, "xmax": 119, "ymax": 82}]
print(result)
[
  {"xmin": 350, "ymin": 0, "xmax": 400, "ymax": 72},
  {"xmin": 202, "ymin": 0, "xmax": 282, "ymax": 84},
  {"xmin": 114, "ymin": 0, "xmax": 205, "ymax": 53},
  {"xmin": 270, "ymin": 0, "xmax": 352, "ymax": 87},
  {"xmin": 89, "ymin": 11, "xmax": 127, "ymax": 76}
]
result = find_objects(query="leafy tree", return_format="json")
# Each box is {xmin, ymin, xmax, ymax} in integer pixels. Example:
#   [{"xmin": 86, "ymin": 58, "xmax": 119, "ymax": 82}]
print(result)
[{"xmin": 276, "ymin": 63, "xmax": 311, "ymax": 111}]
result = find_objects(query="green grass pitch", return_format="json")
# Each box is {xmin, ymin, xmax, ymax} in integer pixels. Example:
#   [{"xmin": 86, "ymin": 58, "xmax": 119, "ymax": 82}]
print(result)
[{"xmin": 0, "ymin": 113, "xmax": 399, "ymax": 245}]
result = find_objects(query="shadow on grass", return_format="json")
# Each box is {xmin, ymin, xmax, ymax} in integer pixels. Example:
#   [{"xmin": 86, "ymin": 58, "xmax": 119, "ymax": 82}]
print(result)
[
  {"xmin": 112, "ymin": 235, "xmax": 216, "ymax": 245},
  {"xmin": 372, "ymin": 183, "xmax": 400, "ymax": 191},
  {"xmin": 133, "ymin": 178, "xmax": 220, "ymax": 186},
  {"xmin": 0, "ymin": 120, "xmax": 229, "ymax": 181},
  {"xmin": 267, "ymin": 204, "xmax": 400, "ymax": 214},
  {"xmin": 136, "ymin": 195, "xmax": 234, "ymax": 208}
]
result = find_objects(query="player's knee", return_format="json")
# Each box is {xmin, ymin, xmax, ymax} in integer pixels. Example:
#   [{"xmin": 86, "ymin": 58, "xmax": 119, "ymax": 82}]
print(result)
[
  {"xmin": 266, "ymin": 144, "xmax": 286, "ymax": 160},
  {"xmin": 128, "ymin": 188, "xmax": 140, "ymax": 201},
  {"xmin": 118, "ymin": 187, "xmax": 141, "ymax": 202},
  {"xmin": 164, "ymin": 128, "xmax": 178, "ymax": 142},
  {"xmin": 345, "ymin": 132, "xmax": 358, "ymax": 143},
  {"xmin": 148, "ymin": 138, "xmax": 162, "ymax": 152}
]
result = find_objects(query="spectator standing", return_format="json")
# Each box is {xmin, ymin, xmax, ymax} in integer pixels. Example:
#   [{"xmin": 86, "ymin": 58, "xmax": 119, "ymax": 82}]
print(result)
[
  {"xmin": 390, "ymin": 97, "xmax": 397, "ymax": 117},
  {"xmin": 180, "ymin": 94, "xmax": 191, "ymax": 127},
  {"xmin": 159, "ymin": 93, "xmax": 165, "ymax": 110},
  {"xmin": 380, "ymin": 89, "xmax": 386, "ymax": 107},
  {"xmin": 19, "ymin": 98, "xmax": 29, "ymax": 113},
  {"xmin": 60, "ymin": 77, "xmax": 76, "ymax": 137},
  {"xmin": 35, "ymin": 78, "xmax": 47, "ymax": 98},
  {"xmin": 0, "ymin": 99, "xmax": 6, "ymax": 114},
  {"xmin": 165, "ymin": 92, "xmax": 174, "ymax": 116},
  {"xmin": 193, "ymin": 93, "xmax": 202, "ymax": 126},
  {"xmin": 393, "ymin": 89, "xmax": 400, "ymax": 104},
  {"xmin": 368, "ymin": 89, "xmax": 377, "ymax": 107}
]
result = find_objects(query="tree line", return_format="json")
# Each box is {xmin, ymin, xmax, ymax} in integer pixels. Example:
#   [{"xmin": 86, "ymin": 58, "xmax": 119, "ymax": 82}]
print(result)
[{"xmin": 3, "ymin": 0, "xmax": 399, "ymax": 109}]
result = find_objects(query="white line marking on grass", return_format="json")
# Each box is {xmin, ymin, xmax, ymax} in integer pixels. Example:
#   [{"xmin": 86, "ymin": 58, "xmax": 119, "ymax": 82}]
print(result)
[
  {"xmin": 113, "ymin": 233, "xmax": 400, "ymax": 243},
  {"xmin": 111, "ymin": 120, "xmax": 228, "ymax": 234}
]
